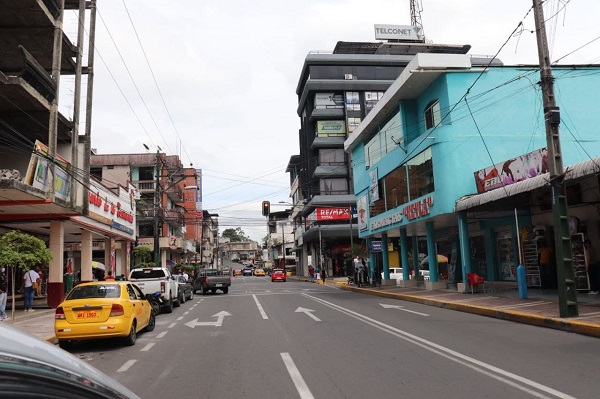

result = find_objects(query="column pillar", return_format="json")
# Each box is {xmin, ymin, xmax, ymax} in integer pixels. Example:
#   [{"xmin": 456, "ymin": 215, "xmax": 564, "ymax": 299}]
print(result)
[
  {"xmin": 381, "ymin": 233, "xmax": 391, "ymax": 284},
  {"xmin": 399, "ymin": 228, "xmax": 417, "ymax": 287},
  {"xmin": 457, "ymin": 211, "xmax": 472, "ymax": 281},
  {"xmin": 120, "ymin": 241, "xmax": 130, "ymax": 279},
  {"xmin": 47, "ymin": 220, "xmax": 65, "ymax": 308},
  {"xmin": 81, "ymin": 229, "xmax": 93, "ymax": 282}
]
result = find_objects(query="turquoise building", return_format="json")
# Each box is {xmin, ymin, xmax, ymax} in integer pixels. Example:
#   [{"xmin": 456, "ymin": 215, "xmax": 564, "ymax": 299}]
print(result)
[{"xmin": 345, "ymin": 53, "xmax": 600, "ymax": 292}]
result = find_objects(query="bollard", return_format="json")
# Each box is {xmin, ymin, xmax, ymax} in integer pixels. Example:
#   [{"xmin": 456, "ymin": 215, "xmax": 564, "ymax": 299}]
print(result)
[{"xmin": 517, "ymin": 264, "xmax": 528, "ymax": 299}]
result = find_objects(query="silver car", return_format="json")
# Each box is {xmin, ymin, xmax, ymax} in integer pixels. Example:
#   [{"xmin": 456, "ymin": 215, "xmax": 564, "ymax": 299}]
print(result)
[{"xmin": 0, "ymin": 323, "xmax": 140, "ymax": 398}]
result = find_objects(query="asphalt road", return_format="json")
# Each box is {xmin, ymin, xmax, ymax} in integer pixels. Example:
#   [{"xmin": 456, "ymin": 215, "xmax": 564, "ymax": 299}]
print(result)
[{"xmin": 65, "ymin": 275, "xmax": 600, "ymax": 399}]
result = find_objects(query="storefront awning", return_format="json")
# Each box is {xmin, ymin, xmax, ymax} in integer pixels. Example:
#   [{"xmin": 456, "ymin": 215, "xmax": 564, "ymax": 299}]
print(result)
[{"xmin": 455, "ymin": 156, "xmax": 600, "ymax": 212}]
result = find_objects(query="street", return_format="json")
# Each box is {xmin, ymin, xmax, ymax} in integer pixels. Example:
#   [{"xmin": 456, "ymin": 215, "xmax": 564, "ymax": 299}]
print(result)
[{"xmin": 56, "ymin": 265, "xmax": 599, "ymax": 399}]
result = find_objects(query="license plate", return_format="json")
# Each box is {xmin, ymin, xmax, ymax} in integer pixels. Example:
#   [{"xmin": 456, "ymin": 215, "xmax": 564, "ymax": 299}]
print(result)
[
  {"xmin": 77, "ymin": 311, "xmax": 97, "ymax": 319},
  {"xmin": 216, "ymin": 284, "xmax": 223, "ymax": 287}
]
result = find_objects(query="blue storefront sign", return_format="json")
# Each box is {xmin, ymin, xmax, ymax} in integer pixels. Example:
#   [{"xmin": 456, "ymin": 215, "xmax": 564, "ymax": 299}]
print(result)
[{"xmin": 372, "ymin": 241, "xmax": 382, "ymax": 252}]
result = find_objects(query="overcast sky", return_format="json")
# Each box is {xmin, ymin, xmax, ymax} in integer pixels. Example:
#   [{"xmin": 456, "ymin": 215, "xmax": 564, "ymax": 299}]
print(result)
[{"xmin": 60, "ymin": 0, "xmax": 600, "ymax": 242}]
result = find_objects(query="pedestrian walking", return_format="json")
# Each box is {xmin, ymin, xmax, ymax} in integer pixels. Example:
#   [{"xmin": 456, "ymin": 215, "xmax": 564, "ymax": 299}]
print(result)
[
  {"xmin": 23, "ymin": 267, "xmax": 40, "ymax": 312},
  {"xmin": 0, "ymin": 268, "xmax": 7, "ymax": 320},
  {"xmin": 321, "ymin": 267, "xmax": 326, "ymax": 284},
  {"xmin": 308, "ymin": 265, "xmax": 315, "ymax": 283},
  {"xmin": 315, "ymin": 265, "xmax": 321, "ymax": 282}
]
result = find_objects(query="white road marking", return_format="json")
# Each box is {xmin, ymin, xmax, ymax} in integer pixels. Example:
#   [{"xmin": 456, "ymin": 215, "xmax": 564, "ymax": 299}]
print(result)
[
  {"xmin": 117, "ymin": 359, "xmax": 137, "ymax": 372},
  {"xmin": 185, "ymin": 311, "xmax": 231, "ymax": 328},
  {"xmin": 304, "ymin": 293, "xmax": 576, "ymax": 399},
  {"xmin": 168, "ymin": 322, "xmax": 177, "ymax": 328},
  {"xmin": 140, "ymin": 343, "xmax": 155, "ymax": 352},
  {"xmin": 253, "ymin": 294, "xmax": 269, "ymax": 319},
  {"xmin": 177, "ymin": 316, "xmax": 184, "ymax": 321},
  {"xmin": 295, "ymin": 307, "xmax": 321, "ymax": 321},
  {"xmin": 156, "ymin": 331, "xmax": 167, "ymax": 339},
  {"xmin": 281, "ymin": 352, "xmax": 315, "ymax": 399},
  {"xmin": 379, "ymin": 303, "xmax": 429, "ymax": 316}
]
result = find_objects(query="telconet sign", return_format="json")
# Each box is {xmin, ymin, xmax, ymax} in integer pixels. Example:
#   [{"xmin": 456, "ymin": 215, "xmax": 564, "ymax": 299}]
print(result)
[{"xmin": 374, "ymin": 24, "xmax": 423, "ymax": 41}]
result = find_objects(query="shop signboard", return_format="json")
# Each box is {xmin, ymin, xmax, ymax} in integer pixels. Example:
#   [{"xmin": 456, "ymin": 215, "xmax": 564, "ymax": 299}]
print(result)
[
  {"xmin": 24, "ymin": 140, "xmax": 71, "ymax": 201},
  {"xmin": 474, "ymin": 148, "xmax": 547, "ymax": 193},
  {"xmin": 374, "ymin": 24, "xmax": 424, "ymax": 41}
]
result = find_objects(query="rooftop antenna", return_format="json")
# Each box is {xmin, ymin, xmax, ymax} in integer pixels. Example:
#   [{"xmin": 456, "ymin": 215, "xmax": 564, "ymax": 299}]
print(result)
[{"xmin": 410, "ymin": 0, "xmax": 425, "ymax": 40}]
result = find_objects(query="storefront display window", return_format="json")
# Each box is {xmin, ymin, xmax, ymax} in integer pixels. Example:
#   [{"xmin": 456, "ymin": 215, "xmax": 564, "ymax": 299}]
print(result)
[{"xmin": 497, "ymin": 230, "xmax": 516, "ymax": 281}]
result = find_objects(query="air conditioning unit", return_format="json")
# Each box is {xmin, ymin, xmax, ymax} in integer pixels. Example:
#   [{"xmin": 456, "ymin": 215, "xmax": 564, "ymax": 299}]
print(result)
[{"xmin": 344, "ymin": 74, "xmax": 353, "ymax": 80}]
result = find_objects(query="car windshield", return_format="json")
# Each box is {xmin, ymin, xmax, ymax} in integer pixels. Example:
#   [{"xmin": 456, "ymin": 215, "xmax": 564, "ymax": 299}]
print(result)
[{"xmin": 67, "ymin": 284, "xmax": 121, "ymax": 299}]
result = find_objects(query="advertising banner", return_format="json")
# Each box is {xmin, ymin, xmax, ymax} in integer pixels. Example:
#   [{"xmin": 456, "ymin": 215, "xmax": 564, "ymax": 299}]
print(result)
[
  {"xmin": 369, "ymin": 168, "xmax": 379, "ymax": 203},
  {"xmin": 315, "ymin": 93, "xmax": 344, "ymax": 109},
  {"xmin": 474, "ymin": 148, "xmax": 547, "ymax": 193},
  {"xmin": 357, "ymin": 194, "xmax": 368, "ymax": 231},
  {"xmin": 315, "ymin": 207, "xmax": 350, "ymax": 221},
  {"xmin": 24, "ymin": 140, "xmax": 71, "ymax": 201},
  {"xmin": 317, "ymin": 120, "xmax": 346, "ymax": 136}
]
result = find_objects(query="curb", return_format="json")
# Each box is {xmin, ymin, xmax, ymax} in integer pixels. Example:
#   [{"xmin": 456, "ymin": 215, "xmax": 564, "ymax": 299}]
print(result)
[{"xmin": 339, "ymin": 285, "xmax": 600, "ymax": 339}]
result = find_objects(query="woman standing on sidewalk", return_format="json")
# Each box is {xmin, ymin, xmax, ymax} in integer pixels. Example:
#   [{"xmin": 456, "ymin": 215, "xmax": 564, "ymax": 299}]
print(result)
[{"xmin": 584, "ymin": 239, "xmax": 599, "ymax": 294}]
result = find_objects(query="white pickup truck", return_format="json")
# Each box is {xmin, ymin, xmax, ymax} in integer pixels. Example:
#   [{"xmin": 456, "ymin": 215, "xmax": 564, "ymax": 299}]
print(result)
[{"xmin": 128, "ymin": 267, "xmax": 180, "ymax": 313}]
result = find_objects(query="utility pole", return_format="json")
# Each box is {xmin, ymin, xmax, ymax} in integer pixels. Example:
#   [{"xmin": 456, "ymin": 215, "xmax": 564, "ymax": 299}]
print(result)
[
  {"xmin": 154, "ymin": 150, "xmax": 161, "ymax": 267},
  {"xmin": 532, "ymin": 0, "xmax": 578, "ymax": 317}
]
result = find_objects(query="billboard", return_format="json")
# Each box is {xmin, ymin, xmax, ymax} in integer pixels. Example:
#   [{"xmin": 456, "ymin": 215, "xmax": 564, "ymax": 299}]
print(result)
[
  {"xmin": 474, "ymin": 148, "xmax": 548, "ymax": 193},
  {"xmin": 374, "ymin": 24, "xmax": 424, "ymax": 41},
  {"xmin": 315, "ymin": 207, "xmax": 351, "ymax": 221}
]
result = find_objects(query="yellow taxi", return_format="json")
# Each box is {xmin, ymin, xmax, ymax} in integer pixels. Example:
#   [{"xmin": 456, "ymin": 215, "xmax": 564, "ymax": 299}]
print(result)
[
  {"xmin": 233, "ymin": 269, "xmax": 242, "ymax": 276},
  {"xmin": 254, "ymin": 268, "xmax": 266, "ymax": 277},
  {"xmin": 54, "ymin": 281, "xmax": 155, "ymax": 349}
]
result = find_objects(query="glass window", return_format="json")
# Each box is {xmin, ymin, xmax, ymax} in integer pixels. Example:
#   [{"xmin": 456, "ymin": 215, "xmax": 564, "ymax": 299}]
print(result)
[
  {"xmin": 424, "ymin": 100, "xmax": 441, "ymax": 130},
  {"xmin": 365, "ymin": 135, "xmax": 381, "ymax": 168},
  {"xmin": 319, "ymin": 149, "xmax": 345, "ymax": 165},
  {"xmin": 407, "ymin": 148, "xmax": 434, "ymax": 198},
  {"xmin": 384, "ymin": 166, "xmax": 409, "ymax": 210},
  {"xmin": 320, "ymin": 178, "xmax": 348, "ymax": 195}
]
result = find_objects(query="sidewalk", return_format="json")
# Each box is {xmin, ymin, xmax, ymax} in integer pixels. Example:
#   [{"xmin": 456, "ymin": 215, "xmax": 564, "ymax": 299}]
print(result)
[
  {"xmin": 300, "ymin": 276, "xmax": 600, "ymax": 339},
  {"xmin": 2, "ymin": 296, "xmax": 56, "ymax": 344}
]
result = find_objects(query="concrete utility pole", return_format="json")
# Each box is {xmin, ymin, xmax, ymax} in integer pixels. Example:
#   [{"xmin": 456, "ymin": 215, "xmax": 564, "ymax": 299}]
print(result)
[
  {"xmin": 532, "ymin": 0, "xmax": 578, "ymax": 317},
  {"xmin": 154, "ymin": 150, "xmax": 161, "ymax": 267}
]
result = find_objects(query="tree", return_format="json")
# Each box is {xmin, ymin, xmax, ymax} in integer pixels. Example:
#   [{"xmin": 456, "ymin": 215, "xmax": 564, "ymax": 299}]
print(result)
[
  {"xmin": 0, "ymin": 231, "xmax": 52, "ymax": 319},
  {"xmin": 222, "ymin": 227, "xmax": 249, "ymax": 242},
  {"xmin": 132, "ymin": 247, "xmax": 155, "ymax": 269}
]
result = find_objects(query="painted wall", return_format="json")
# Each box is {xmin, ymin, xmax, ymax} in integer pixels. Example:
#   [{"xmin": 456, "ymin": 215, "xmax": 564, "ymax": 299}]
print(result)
[{"xmin": 351, "ymin": 66, "xmax": 600, "ymax": 237}]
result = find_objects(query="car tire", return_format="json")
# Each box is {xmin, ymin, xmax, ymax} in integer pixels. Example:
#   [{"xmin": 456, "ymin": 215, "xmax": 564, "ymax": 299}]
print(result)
[
  {"xmin": 145, "ymin": 313, "xmax": 156, "ymax": 332},
  {"xmin": 58, "ymin": 340, "xmax": 72, "ymax": 350},
  {"xmin": 222, "ymin": 287, "xmax": 229, "ymax": 294},
  {"xmin": 163, "ymin": 299, "xmax": 174, "ymax": 313},
  {"xmin": 180, "ymin": 292, "xmax": 185, "ymax": 304},
  {"xmin": 124, "ymin": 321, "xmax": 137, "ymax": 346}
]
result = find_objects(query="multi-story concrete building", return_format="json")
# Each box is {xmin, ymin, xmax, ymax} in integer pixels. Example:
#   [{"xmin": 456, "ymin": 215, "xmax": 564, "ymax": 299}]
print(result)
[
  {"xmin": 0, "ymin": 1, "xmax": 137, "ymax": 307},
  {"xmin": 90, "ymin": 152, "xmax": 199, "ymax": 269},
  {"xmin": 345, "ymin": 51, "xmax": 600, "ymax": 298},
  {"xmin": 290, "ymin": 38, "xmax": 499, "ymax": 278}
]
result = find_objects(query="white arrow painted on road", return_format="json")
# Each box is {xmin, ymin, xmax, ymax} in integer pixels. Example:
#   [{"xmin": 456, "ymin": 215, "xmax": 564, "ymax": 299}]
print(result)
[
  {"xmin": 185, "ymin": 311, "xmax": 231, "ymax": 328},
  {"xmin": 379, "ymin": 303, "xmax": 429, "ymax": 317},
  {"xmin": 295, "ymin": 307, "xmax": 321, "ymax": 321}
]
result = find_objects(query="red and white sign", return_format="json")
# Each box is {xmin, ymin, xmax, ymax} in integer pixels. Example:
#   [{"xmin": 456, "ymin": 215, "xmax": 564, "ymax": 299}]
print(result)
[{"xmin": 315, "ymin": 207, "xmax": 351, "ymax": 221}]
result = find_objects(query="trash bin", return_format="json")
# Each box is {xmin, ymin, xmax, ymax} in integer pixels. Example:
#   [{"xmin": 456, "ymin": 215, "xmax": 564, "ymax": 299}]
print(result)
[{"xmin": 65, "ymin": 273, "xmax": 73, "ymax": 293}]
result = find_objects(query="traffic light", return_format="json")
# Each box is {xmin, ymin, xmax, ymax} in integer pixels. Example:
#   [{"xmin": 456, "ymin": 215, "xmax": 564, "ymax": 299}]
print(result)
[{"xmin": 262, "ymin": 201, "xmax": 270, "ymax": 216}]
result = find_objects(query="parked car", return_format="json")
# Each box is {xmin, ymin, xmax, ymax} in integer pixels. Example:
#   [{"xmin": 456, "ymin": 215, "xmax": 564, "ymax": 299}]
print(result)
[
  {"xmin": 381, "ymin": 267, "xmax": 404, "ymax": 282},
  {"xmin": 54, "ymin": 281, "xmax": 155, "ymax": 349},
  {"xmin": 172, "ymin": 274, "xmax": 194, "ymax": 303},
  {"xmin": 254, "ymin": 268, "xmax": 266, "ymax": 277},
  {"xmin": 0, "ymin": 322, "xmax": 141, "ymax": 398},
  {"xmin": 271, "ymin": 268, "xmax": 286, "ymax": 282},
  {"xmin": 128, "ymin": 267, "xmax": 179, "ymax": 313}
]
